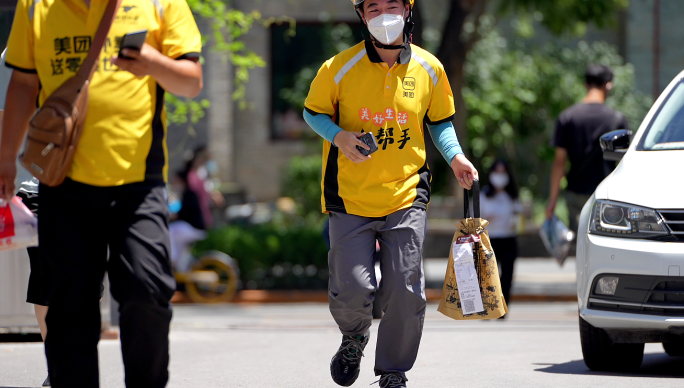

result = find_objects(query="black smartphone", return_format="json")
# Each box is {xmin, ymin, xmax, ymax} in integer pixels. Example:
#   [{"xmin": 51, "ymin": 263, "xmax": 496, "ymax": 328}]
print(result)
[
  {"xmin": 118, "ymin": 29, "xmax": 148, "ymax": 58},
  {"xmin": 356, "ymin": 132, "xmax": 379, "ymax": 156}
]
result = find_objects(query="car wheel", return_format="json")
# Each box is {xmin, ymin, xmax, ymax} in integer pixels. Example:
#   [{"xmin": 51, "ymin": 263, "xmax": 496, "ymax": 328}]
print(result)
[
  {"xmin": 579, "ymin": 315, "xmax": 644, "ymax": 371},
  {"xmin": 663, "ymin": 341, "xmax": 684, "ymax": 356}
]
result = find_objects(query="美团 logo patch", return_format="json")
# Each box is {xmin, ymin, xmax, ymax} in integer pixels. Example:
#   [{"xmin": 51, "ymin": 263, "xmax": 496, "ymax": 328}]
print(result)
[{"xmin": 402, "ymin": 77, "xmax": 416, "ymax": 91}]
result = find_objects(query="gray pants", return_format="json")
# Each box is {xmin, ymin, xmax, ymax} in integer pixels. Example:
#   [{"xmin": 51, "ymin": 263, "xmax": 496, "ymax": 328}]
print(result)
[{"xmin": 328, "ymin": 207, "xmax": 427, "ymax": 379}]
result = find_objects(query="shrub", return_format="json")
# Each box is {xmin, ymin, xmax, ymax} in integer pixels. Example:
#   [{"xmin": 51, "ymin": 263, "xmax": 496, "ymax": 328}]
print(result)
[
  {"xmin": 194, "ymin": 220, "xmax": 329, "ymax": 290},
  {"xmin": 281, "ymin": 154, "xmax": 324, "ymax": 221}
]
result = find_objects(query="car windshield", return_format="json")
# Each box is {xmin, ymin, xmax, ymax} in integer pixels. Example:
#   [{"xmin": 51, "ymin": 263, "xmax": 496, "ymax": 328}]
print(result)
[{"xmin": 639, "ymin": 81, "xmax": 684, "ymax": 151}]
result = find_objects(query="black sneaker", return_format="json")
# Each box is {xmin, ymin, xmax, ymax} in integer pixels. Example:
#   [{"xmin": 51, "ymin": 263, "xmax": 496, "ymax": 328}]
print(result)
[
  {"xmin": 373, "ymin": 372, "xmax": 406, "ymax": 388},
  {"xmin": 42, "ymin": 375, "xmax": 50, "ymax": 387},
  {"xmin": 330, "ymin": 331, "xmax": 370, "ymax": 386}
]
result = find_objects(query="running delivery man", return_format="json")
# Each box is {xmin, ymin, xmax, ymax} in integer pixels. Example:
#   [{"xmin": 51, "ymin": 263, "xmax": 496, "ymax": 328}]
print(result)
[{"xmin": 303, "ymin": 1, "xmax": 478, "ymax": 387}]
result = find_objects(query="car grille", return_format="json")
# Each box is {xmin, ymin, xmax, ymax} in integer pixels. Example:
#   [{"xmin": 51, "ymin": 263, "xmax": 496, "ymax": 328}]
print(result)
[
  {"xmin": 643, "ymin": 280, "xmax": 684, "ymax": 315},
  {"xmin": 659, "ymin": 210, "xmax": 684, "ymax": 241},
  {"xmin": 589, "ymin": 275, "xmax": 684, "ymax": 316}
]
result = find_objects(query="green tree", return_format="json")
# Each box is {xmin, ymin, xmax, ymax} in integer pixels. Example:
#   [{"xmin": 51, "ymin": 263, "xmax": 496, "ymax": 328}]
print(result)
[
  {"xmin": 462, "ymin": 29, "xmax": 651, "ymax": 199},
  {"xmin": 165, "ymin": 0, "xmax": 284, "ymax": 141},
  {"xmin": 426, "ymin": 0, "xmax": 629, "ymax": 192}
]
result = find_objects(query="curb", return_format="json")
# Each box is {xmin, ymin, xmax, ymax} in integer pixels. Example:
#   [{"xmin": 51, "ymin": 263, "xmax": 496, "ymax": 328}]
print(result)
[{"xmin": 172, "ymin": 290, "xmax": 577, "ymax": 305}]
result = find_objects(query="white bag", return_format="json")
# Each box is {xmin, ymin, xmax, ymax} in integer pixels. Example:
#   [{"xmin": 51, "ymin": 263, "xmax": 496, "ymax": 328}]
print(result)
[
  {"xmin": 0, "ymin": 196, "xmax": 38, "ymax": 252},
  {"xmin": 539, "ymin": 216, "xmax": 574, "ymax": 266}
]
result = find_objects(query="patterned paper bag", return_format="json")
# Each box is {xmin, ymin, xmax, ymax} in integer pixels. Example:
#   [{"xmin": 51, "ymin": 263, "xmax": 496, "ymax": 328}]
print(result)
[{"xmin": 437, "ymin": 188, "xmax": 508, "ymax": 320}]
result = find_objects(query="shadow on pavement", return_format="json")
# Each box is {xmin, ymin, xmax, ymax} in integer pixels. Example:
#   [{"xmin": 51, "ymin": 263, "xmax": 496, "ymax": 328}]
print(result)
[
  {"xmin": 0, "ymin": 333, "xmax": 43, "ymax": 343},
  {"xmin": 534, "ymin": 352, "xmax": 684, "ymax": 378}
]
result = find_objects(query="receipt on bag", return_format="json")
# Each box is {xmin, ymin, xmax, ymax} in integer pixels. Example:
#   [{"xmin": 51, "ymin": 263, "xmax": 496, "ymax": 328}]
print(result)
[{"xmin": 453, "ymin": 235, "xmax": 484, "ymax": 315}]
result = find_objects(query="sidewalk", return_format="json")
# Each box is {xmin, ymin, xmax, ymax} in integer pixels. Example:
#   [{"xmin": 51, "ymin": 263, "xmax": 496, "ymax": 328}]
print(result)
[
  {"xmin": 220, "ymin": 257, "xmax": 578, "ymax": 304},
  {"xmin": 424, "ymin": 257, "xmax": 577, "ymax": 301}
]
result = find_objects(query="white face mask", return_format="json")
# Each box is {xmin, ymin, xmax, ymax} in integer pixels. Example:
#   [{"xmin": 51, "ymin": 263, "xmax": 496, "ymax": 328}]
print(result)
[
  {"xmin": 367, "ymin": 11, "xmax": 405, "ymax": 46},
  {"xmin": 489, "ymin": 172, "xmax": 510, "ymax": 190}
]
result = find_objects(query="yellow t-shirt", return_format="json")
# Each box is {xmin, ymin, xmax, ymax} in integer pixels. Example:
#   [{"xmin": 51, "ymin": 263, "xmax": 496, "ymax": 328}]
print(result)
[
  {"xmin": 5, "ymin": 0, "xmax": 202, "ymax": 186},
  {"xmin": 305, "ymin": 40, "xmax": 455, "ymax": 217}
]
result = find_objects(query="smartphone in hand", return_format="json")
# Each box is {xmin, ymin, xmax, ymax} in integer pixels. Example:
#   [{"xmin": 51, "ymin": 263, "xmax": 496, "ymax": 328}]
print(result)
[
  {"xmin": 118, "ymin": 29, "xmax": 148, "ymax": 59},
  {"xmin": 356, "ymin": 132, "xmax": 379, "ymax": 156}
]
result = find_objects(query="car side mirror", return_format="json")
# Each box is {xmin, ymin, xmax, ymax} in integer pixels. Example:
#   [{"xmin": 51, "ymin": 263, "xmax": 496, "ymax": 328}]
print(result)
[{"xmin": 600, "ymin": 129, "xmax": 633, "ymax": 162}]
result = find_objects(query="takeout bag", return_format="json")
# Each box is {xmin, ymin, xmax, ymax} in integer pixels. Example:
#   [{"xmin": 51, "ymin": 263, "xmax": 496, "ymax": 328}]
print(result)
[
  {"xmin": 437, "ymin": 181, "xmax": 508, "ymax": 320},
  {"xmin": 0, "ymin": 196, "xmax": 38, "ymax": 252}
]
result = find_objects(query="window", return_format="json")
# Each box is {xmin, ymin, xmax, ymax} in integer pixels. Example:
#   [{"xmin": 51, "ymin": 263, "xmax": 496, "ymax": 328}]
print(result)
[
  {"xmin": 639, "ymin": 81, "xmax": 684, "ymax": 151},
  {"xmin": 271, "ymin": 22, "xmax": 365, "ymax": 140}
]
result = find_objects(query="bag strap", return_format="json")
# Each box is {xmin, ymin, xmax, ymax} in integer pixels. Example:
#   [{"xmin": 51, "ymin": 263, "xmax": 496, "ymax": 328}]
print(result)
[
  {"xmin": 463, "ymin": 179, "xmax": 480, "ymax": 219},
  {"xmin": 77, "ymin": 0, "xmax": 123, "ymax": 80}
]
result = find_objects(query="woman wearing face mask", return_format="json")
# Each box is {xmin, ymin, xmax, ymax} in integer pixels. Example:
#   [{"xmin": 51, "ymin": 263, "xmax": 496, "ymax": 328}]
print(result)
[
  {"xmin": 481, "ymin": 159, "xmax": 522, "ymax": 307},
  {"xmin": 303, "ymin": 0, "xmax": 478, "ymax": 387}
]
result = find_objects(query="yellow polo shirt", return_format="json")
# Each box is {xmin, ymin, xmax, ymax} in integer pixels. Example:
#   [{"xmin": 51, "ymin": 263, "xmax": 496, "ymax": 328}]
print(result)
[
  {"xmin": 5, "ymin": 0, "xmax": 201, "ymax": 186},
  {"xmin": 305, "ymin": 40, "xmax": 455, "ymax": 217}
]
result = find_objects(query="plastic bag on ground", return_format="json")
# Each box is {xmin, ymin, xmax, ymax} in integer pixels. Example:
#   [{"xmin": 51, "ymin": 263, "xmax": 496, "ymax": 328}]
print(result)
[
  {"xmin": 539, "ymin": 216, "xmax": 575, "ymax": 266},
  {"xmin": 0, "ymin": 196, "xmax": 38, "ymax": 252}
]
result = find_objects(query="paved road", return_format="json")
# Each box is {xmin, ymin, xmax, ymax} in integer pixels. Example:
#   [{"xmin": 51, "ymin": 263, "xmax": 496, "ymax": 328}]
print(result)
[
  {"xmin": 424, "ymin": 257, "xmax": 577, "ymax": 297},
  {"xmin": 2, "ymin": 302, "xmax": 684, "ymax": 388}
]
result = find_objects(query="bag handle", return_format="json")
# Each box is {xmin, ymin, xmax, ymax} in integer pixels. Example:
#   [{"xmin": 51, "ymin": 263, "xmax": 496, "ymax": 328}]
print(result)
[
  {"xmin": 463, "ymin": 179, "xmax": 480, "ymax": 219},
  {"xmin": 77, "ymin": 0, "xmax": 123, "ymax": 81}
]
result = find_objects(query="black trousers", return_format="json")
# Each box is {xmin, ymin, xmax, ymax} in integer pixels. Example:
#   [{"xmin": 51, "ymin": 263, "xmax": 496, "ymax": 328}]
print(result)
[
  {"xmin": 490, "ymin": 237, "xmax": 518, "ymax": 304},
  {"xmin": 17, "ymin": 191, "xmax": 51, "ymax": 306},
  {"xmin": 38, "ymin": 179, "xmax": 176, "ymax": 388}
]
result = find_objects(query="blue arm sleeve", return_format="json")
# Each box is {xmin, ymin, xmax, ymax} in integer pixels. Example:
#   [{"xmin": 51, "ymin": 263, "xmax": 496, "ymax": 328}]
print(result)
[
  {"xmin": 303, "ymin": 109, "xmax": 343, "ymax": 146},
  {"xmin": 427, "ymin": 121, "xmax": 464, "ymax": 164}
]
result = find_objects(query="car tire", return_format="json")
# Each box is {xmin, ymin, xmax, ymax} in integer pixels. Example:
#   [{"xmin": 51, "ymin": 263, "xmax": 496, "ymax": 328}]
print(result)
[
  {"xmin": 663, "ymin": 341, "xmax": 684, "ymax": 356},
  {"xmin": 579, "ymin": 316, "xmax": 644, "ymax": 371}
]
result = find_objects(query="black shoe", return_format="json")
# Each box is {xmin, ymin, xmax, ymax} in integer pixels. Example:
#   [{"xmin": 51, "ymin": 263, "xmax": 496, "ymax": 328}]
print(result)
[
  {"xmin": 374, "ymin": 372, "xmax": 406, "ymax": 388},
  {"xmin": 330, "ymin": 331, "xmax": 370, "ymax": 387},
  {"xmin": 42, "ymin": 375, "xmax": 50, "ymax": 387}
]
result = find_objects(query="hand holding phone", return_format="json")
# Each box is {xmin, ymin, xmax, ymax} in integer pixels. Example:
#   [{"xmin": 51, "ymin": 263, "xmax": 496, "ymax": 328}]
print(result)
[
  {"xmin": 118, "ymin": 29, "xmax": 148, "ymax": 59},
  {"xmin": 356, "ymin": 132, "xmax": 379, "ymax": 156}
]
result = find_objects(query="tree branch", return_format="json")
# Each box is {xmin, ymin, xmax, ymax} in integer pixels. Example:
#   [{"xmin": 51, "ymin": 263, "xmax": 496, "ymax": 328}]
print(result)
[{"xmin": 464, "ymin": 0, "xmax": 489, "ymax": 51}]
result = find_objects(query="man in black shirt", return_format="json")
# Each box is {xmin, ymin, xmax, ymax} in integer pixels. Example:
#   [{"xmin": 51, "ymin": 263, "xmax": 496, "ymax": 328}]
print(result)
[{"xmin": 546, "ymin": 64, "xmax": 629, "ymax": 233}]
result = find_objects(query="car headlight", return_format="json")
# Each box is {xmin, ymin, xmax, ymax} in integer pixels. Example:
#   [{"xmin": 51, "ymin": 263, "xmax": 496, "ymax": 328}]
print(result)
[{"xmin": 589, "ymin": 200, "xmax": 669, "ymax": 238}]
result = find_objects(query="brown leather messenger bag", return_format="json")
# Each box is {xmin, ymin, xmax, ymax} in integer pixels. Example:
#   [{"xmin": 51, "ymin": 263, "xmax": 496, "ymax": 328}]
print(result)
[{"xmin": 20, "ymin": 0, "xmax": 122, "ymax": 187}]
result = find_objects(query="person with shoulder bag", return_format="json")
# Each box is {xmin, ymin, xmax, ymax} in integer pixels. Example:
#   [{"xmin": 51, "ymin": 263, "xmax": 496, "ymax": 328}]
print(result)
[{"xmin": 0, "ymin": 0, "xmax": 203, "ymax": 386}]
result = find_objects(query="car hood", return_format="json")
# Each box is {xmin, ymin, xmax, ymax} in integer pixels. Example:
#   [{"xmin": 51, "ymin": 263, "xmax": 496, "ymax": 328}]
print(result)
[{"xmin": 594, "ymin": 149, "xmax": 684, "ymax": 209}]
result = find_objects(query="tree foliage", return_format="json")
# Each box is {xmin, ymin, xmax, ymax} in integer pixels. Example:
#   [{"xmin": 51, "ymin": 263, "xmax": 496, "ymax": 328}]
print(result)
[
  {"xmin": 166, "ymin": 0, "xmax": 275, "ymax": 129},
  {"xmin": 462, "ymin": 28, "xmax": 651, "ymax": 197},
  {"xmin": 187, "ymin": 0, "xmax": 266, "ymax": 104},
  {"xmin": 279, "ymin": 23, "xmax": 360, "ymax": 112},
  {"xmin": 428, "ymin": 0, "xmax": 631, "ymax": 198},
  {"xmin": 281, "ymin": 155, "xmax": 324, "ymax": 222},
  {"xmin": 498, "ymin": 0, "xmax": 629, "ymax": 36}
]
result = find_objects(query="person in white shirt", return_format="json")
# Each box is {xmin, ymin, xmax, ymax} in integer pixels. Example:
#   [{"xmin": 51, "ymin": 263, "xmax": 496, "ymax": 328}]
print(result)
[{"xmin": 480, "ymin": 159, "xmax": 522, "ymax": 305}]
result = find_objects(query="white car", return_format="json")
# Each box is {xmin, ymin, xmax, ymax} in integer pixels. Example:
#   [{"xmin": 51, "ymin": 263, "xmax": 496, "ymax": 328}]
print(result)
[{"xmin": 577, "ymin": 71, "xmax": 684, "ymax": 372}]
